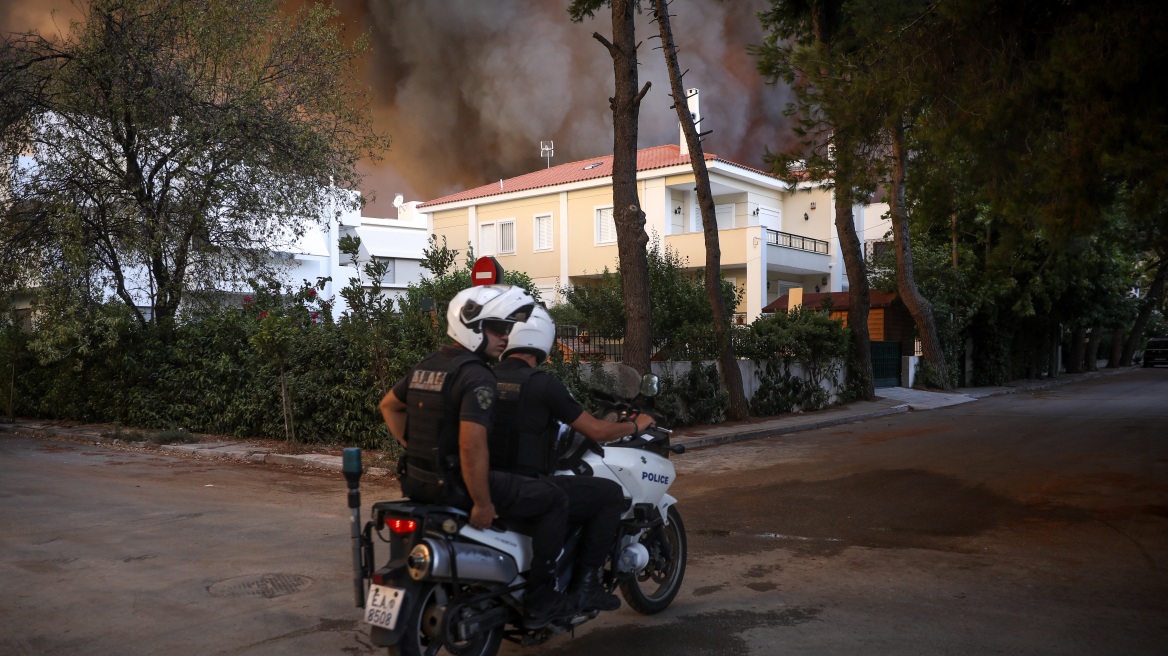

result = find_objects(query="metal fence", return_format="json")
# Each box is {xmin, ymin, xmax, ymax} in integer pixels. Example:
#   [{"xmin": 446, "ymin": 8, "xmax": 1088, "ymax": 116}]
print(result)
[
  {"xmin": 767, "ymin": 229, "xmax": 829, "ymax": 254},
  {"xmin": 554, "ymin": 325, "xmax": 753, "ymax": 362}
]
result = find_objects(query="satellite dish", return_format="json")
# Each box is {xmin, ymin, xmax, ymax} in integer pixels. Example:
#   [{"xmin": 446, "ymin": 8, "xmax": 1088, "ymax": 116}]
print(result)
[{"xmin": 392, "ymin": 193, "xmax": 404, "ymax": 209}]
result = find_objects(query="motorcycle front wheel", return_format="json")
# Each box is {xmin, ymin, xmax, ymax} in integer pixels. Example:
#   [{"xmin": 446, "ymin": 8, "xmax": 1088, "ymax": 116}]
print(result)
[
  {"xmin": 388, "ymin": 583, "xmax": 502, "ymax": 656},
  {"xmin": 619, "ymin": 504, "xmax": 687, "ymax": 615}
]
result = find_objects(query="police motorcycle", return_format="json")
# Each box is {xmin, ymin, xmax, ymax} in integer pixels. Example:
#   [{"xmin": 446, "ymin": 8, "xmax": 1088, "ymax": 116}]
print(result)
[{"xmin": 342, "ymin": 365, "xmax": 687, "ymax": 656}]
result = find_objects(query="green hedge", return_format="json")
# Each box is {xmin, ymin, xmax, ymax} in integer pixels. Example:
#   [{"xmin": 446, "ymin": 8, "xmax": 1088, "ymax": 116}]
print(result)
[{"xmin": 2, "ymin": 239, "xmax": 852, "ymax": 441}]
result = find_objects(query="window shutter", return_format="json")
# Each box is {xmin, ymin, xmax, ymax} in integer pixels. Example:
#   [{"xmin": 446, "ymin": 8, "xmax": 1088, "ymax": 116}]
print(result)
[
  {"xmin": 715, "ymin": 204, "xmax": 734, "ymax": 230},
  {"xmin": 535, "ymin": 214, "xmax": 552, "ymax": 250},
  {"xmin": 499, "ymin": 220, "xmax": 515, "ymax": 254},
  {"xmin": 597, "ymin": 207, "xmax": 616, "ymax": 244},
  {"xmin": 479, "ymin": 223, "xmax": 496, "ymax": 256}
]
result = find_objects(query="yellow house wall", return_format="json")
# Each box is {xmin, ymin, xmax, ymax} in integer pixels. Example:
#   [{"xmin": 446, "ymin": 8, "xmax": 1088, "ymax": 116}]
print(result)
[
  {"xmin": 433, "ymin": 208, "xmax": 472, "ymax": 252},
  {"xmin": 783, "ymin": 186, "xmax": 834, "ymax": 242},
  {"xmin": 472, "ymin": 196, "xmax": 561, "ymax": 280},
  {"xmin": 719, "ymin": 266, "xmax": 749, "ymax": 315},
  {"xmin": 665, "ymin": 227, "xmax": 750, "ymax": 269},
  {"xmin": 567, "ymin": 186, "xmax": 618, "ymax": 275}
]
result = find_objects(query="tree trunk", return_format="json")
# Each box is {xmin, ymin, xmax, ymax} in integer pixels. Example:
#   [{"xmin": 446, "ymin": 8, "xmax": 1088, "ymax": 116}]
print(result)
[
  {"xmin": 1048, "ymin": 322, "xmax": 1061, "ymax": 377},
  {"xmin": 1083, "ymin": 321, "xmax": 1103, "ymax": 372},
  {"xmin": 1067, "ymin": 324, "xmax": 1087, "ymax": 374},
  {"xmin": 279, "ymin": 359, "xmax": 296, "ymax": 444},
  {"xmin": 888, "ymin": 117, "xmax": 950, "ymax": 389},
  {"xmin": 1120, "ymin": 257, "xmax": 1167, "ymax": 366},
  {"xmin": 596, "ymin": 0, "xmax": 652, "ymax": 374},
  {"xmin": 834, "ymin": 172, "xmax": 874, "ymax": 399},
  {"xmin": 1107, "ymin": 328, "xmax": 1124, "ymax": 368},
  {"xmin": 650, "ymin": 0, "xmax": 749, "ymax": 420}
]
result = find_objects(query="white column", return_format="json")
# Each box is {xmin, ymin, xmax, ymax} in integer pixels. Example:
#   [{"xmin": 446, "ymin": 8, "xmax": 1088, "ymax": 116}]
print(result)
[
  {"xmin": 559, "ymin": 191, "xmax": 570, "ymax": 298},
  {"xmin": 746, "ymin": 226, "xmax": 767, "ymax": 322},
  {"xmin": 467, "ymin": 206, "xmax": 477, "ymax": 255}
]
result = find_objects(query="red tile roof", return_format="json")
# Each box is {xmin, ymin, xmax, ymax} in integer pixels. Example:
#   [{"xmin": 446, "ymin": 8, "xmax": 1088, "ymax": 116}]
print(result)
[
  {"xmin": 420, "ymin": 144, "xmax": 780, "ymax": 208},
  {"xmin": 763, "ymin": 290, "xmax": 900, "ymax": 313}
]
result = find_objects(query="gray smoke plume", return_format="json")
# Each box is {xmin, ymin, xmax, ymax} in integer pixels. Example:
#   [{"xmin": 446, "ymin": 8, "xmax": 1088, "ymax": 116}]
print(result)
[
  {"xmin": 348, "ymin": 0, "xmax": 796, "ymax": 215},
  {"xmin": 4, "ymin": 0, "xmax": 796, "ymax": 217}
]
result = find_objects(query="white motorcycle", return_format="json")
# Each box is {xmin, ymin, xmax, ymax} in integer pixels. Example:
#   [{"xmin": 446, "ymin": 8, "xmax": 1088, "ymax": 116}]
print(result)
[{"xmin": 343, "ymin": 371, "xmax": 687, "ymax": 656}]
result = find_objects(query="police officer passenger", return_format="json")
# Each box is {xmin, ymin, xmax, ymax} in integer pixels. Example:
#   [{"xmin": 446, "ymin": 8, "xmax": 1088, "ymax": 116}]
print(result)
[
  {"xmin": 491, "ymin": 306, "xmax": 656, "ymax": 613},
  {"xmin": 379, "ymin": 285, "xmax": 577, "ymax": 628}
]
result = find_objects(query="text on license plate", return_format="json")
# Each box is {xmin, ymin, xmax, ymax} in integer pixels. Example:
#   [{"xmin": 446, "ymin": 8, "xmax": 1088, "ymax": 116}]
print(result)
[{"xmin": 363, "ymin": 584, "xmax": 406, "ymax": 630}]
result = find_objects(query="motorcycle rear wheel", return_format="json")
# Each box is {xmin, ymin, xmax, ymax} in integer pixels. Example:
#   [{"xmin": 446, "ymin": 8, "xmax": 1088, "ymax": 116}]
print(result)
[
  {"xmin": 619, "ymin": 504, "xmax": 687, "ymax": 615},
  {"xmin": 387, "ymin": 583, "xmax": 502, "ymax": 656}
]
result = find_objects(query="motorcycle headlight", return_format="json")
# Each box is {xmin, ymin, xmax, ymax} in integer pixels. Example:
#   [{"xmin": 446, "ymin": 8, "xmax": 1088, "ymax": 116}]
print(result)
[{"xmin": 406, "ymin": 542, "xmax": 432, "ymax": 581}]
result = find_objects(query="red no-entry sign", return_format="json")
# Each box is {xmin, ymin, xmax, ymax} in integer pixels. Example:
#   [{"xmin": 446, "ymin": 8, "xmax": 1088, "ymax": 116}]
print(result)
[{"xmin": 471, "ymin": 256, "xmax": 505, "ymax": 286}]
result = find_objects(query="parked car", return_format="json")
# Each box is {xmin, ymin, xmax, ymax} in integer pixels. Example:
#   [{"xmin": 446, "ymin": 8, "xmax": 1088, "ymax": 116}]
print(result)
[{"xmin": 1143, "ymin": 337, "xmax": 1168, "ymax": 368}]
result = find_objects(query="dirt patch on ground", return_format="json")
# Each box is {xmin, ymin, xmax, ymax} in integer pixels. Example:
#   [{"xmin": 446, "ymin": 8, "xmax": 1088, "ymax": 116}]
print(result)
[
  {"xmin": 541, "ymin": 607, "xmax": 823, "ymax": 656},
  {"xmin": 683, "ymin": 468, "xmax": 1090, "ymax": 557}
]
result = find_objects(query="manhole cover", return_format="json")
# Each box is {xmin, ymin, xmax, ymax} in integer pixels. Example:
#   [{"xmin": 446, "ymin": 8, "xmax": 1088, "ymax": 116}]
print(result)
[{"xmin": 208, "ymin": 573, "xmax": 313, "ymax": 598}]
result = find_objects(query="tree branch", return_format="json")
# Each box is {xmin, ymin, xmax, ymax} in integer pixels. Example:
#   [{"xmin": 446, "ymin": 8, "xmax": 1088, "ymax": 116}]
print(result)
[
  {"xmin": 592, "ymin": 31, "xmax": 615, "ymax": 55},
  {"xmin": 634, "ymin": 81, "xmax": 652, "ymax": 106}
]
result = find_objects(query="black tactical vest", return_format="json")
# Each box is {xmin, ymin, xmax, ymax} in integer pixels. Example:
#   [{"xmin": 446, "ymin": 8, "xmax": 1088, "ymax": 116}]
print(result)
[
  {"xmin": 403, "ymin": 348, "xmax": 483, "ymax": 505},
  {"xmin": 491, "ymin": 363, "xmax": 559, "ymax": 477}
]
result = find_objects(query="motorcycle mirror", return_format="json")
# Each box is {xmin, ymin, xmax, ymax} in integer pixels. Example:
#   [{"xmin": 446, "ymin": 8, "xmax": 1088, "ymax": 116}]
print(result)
[{"xmin": 640, "ymin": 373, "xmax": 660, "ymax": 397}]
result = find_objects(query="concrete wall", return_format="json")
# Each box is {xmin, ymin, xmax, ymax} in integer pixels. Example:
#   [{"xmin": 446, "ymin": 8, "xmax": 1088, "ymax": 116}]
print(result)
[{"xmin": 650, "ymin": 359, "xmax": 847, "ymax": 408}]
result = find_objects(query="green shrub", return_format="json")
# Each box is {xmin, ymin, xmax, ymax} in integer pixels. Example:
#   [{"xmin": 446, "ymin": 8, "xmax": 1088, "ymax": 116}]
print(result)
[
  {"xmin": 655, "ymin": 362, "xmax": 728, "ymax": 427},
  {"xmin": 741, "ymin": 306, "xmax": 847, "ymax": 413}
]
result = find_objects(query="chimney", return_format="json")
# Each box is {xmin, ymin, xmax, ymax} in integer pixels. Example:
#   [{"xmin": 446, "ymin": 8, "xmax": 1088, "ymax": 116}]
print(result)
[{"xmin": 679, "ymin": 88, "xmax": 700, "ymax": 154}]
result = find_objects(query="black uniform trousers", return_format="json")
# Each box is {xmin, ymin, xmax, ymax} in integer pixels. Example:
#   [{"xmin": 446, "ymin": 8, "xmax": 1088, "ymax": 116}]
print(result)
[
  {"xmin": 488, "ymin": 470, "xmax": 568, "ymax": 588},
  {"xmin": 549, "ymin": 476, "xmax": 626, "ymax": 569}
]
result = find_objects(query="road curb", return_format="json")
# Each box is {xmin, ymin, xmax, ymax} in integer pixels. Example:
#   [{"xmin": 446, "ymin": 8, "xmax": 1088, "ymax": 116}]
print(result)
[
  {"xmin": 963, "ymin": 367, "xmax": 1124, "ymax": 399},
  {"xmin": 677, "ymin": 404, "xmax": 910, "ymax": 450}
]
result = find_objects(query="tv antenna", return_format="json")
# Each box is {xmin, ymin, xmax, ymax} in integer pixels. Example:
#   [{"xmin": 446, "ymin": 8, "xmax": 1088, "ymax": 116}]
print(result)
[{"xmin": 540, "ymin": 140, "xmax": 554, "ymax": 168}]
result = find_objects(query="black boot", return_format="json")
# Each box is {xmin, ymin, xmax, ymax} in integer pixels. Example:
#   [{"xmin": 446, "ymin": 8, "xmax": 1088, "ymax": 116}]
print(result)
[
  {"xmin": 523, "ymin": 584, "xmax": 578, "ymax": 629},
  {"xmin": 570, "ymin": 568, "xmax": 620, "ymax": 612}
]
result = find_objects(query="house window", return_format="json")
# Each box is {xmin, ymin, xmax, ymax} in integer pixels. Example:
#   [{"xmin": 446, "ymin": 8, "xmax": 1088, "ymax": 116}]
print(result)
[
  {"xmin": 479, "ymin": 222, "xmax": 496, "ymax": 256},
  {"xmin": 689, "ymin": 204, "xmax": 735, "ymax": 231},
  {"xmin": 534, "ymin": 214, "xmax": 553, "ymax": 251},
  {"xmin": 481, "ymin": 220, "xmax": 515, "ymax": 256},
  {"xmin": 758, "ymin": 206, "xmax": 781, "ymax": 231},
  {"xmin": 596, "ymin": 207, "xmax": 616, "ymax": 245},
  {"xmin": 498, "ymin": 219, "xmax": 515, "ymax": 255},
  {"xmin": 715, "ymin": 203, "xmax": 735, "ymax": 230},
  {"xmin": 372, "ymin": 257, "xmax": 396, "ymax": 284}
]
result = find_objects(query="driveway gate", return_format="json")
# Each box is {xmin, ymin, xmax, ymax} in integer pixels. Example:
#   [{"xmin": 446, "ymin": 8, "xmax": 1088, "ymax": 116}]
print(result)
[{"xmin": 871, "ymin": 341, "xmax": 902, "ymax": 387}]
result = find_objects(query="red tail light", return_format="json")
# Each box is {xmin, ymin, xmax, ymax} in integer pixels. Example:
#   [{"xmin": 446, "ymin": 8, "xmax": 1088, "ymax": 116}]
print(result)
[{"xmin": 388, "ymin": 518, "xmax": 417, "ymax": 534}]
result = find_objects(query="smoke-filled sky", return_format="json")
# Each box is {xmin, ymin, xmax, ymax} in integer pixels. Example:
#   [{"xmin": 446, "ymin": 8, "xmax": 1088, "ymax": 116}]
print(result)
[{"xmin": 3, "ymin": 0, "xmax": 796, "ymax": 217}]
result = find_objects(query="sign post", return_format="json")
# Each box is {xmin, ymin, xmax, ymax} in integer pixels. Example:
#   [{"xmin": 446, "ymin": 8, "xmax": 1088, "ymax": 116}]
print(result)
[{"xmin": 471, "ymin": 256, "xmax": 505, "ymax": 286}]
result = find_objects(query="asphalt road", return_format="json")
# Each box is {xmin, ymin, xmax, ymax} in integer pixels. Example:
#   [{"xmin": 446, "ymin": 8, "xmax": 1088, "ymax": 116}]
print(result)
[{"xmin": 1, "ymin": 368, "xmax": 1166, "ymax": 655}]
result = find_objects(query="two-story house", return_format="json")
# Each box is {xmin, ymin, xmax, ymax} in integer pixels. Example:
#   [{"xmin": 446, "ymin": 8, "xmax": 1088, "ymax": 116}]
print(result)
[{"xmin": 419, "ymin": 93, "xmax": 887, "ymax": 323}]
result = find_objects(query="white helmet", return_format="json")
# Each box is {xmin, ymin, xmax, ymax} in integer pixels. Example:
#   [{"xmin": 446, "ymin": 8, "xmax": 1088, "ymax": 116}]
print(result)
[
  {"xmin": 446, "ymin": 285, "xmax": 536, "ymax": 355},
  {"xmin": 504, "ymin": 305, "xmax": 556, "ymax": 363}
]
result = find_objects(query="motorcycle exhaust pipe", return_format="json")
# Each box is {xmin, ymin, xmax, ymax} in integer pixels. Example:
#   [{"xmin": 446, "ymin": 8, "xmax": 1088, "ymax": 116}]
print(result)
[
  {"xmin": 407, "ymin": 538, "xmax": 519, "ymax": 584},
  {"xmin": 343, "ymin": 447, "xmax": 365, "ymax": 608}
]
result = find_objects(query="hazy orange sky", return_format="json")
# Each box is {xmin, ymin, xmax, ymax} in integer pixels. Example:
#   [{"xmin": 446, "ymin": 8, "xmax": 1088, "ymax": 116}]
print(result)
[{"xmin": 3, "ymin": 0, "xmax": 796, "ymax": 218}]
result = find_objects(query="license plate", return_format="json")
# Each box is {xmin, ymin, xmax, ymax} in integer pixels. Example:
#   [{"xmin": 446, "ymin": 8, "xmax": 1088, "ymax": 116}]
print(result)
[{"xmin": 363, "ymin": 584, "xmax": 406, "ymax": 631}]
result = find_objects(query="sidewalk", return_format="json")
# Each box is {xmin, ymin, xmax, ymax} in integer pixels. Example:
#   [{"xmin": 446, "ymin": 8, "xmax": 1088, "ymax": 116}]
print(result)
[
  {"xmin": 650, "ymin": 366, "xmax": 1133, "ymax": 450},
  {"xmin": 0, "ymin": 366, "xmax": 1135, "ymax": 474}
]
